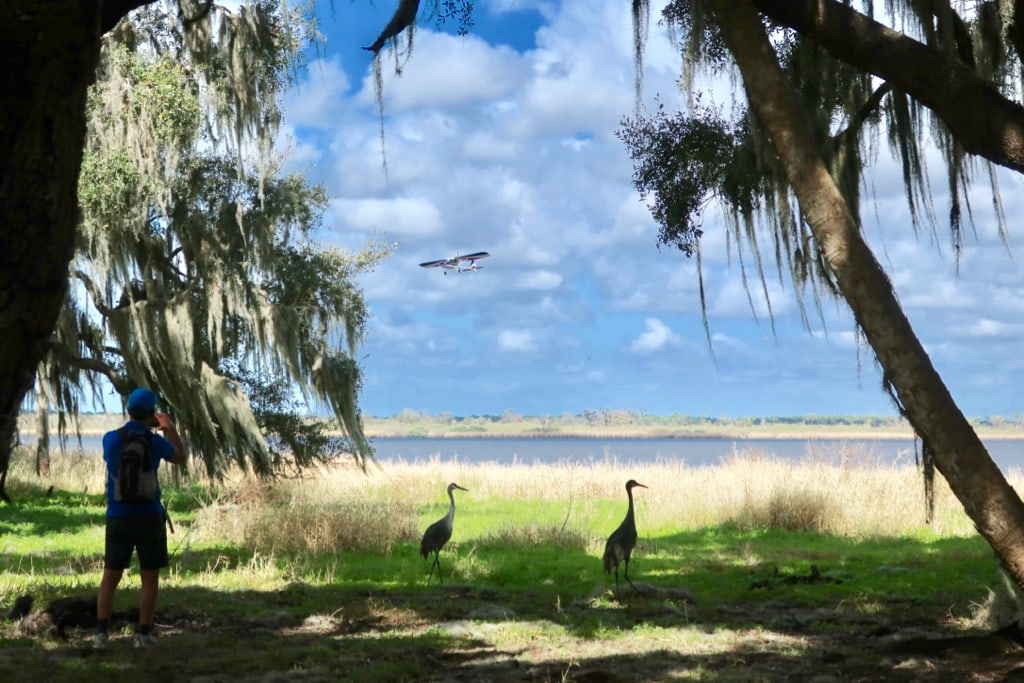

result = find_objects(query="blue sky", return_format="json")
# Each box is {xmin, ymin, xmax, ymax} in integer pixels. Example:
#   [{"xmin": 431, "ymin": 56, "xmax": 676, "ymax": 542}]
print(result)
[{"xmin": 274, "ymin": 0, "xmax": 1024, "ymax": 419}]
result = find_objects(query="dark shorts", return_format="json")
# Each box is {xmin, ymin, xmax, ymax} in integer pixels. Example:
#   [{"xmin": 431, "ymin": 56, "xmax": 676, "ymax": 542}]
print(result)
[{"xmin": 104, "ymin": 512, "xmax": 168, "ymax": 570}]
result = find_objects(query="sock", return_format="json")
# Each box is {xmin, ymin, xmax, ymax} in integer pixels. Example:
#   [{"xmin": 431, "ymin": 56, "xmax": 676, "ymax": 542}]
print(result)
[
  {"xmin": 95, "ymin": 619, "xmax": 109, "ymax": 635},
  {"xmin": 137, "ymin": 623, "xmax": 152, "ymax": 635}
]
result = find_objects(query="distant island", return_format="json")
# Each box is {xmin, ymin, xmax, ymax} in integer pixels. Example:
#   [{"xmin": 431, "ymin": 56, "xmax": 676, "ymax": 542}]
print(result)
[{"xmin": 21, "ymin": 410, "xmax": 1024, "ymax": 440}]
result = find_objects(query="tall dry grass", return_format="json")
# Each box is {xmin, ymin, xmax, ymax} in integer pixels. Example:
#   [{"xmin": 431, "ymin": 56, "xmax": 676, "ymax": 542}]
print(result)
[
  {"xmin": 185, "ymin": 444, "xmax": 1015, "ymax": 552},
  {"xmin": 9, "ymin": 443, "xmax": 1020, "ymax": 555}
]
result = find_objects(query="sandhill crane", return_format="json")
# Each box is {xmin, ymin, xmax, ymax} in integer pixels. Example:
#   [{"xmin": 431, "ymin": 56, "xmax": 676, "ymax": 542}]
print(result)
[
  {"xmin": 420, "ymin": 482, "xmax": 468, "ymax": 583},
  {"xmin": 603, "ymin": 479, "xmax": 648, "ymax": 589}
]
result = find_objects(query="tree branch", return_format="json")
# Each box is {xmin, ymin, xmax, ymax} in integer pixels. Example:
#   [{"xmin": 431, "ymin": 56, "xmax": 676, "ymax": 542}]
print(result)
[
  {"xmin": 74, "ymin": 269, "xmax": 188, "ymax": 314},
  {"xmin": 98, "ymin": 1, "xmax": 157, "ymax": 34},
  {"xmin": 72, "ymin": 270, "xmax": 117, "ymax": 316},
  {"xmin": 753, "ymin": 0, "xmax": 1024, "ymax": 174},
  {"xmin": 831, "ymin": 82, "xmax": 892, "ymax": 153},
  {"xmin": 45, "ymin": 341, "xmax": 130, "ymax": 394}
]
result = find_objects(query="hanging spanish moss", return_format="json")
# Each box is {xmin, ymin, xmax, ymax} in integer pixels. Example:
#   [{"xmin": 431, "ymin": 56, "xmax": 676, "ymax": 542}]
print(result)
[
  {"xmin": 632, "ymin": 0, "xmax": 650, "ymax": 115},
  {"xmin": 36, "ymin": 1, "xmax": 393, "ymax": 478},
  {"xmin": 363, "ymin": 0, "xmax": 475, "ymax": 175},
  {"xmin": 625, "ymin": 1, "xmax": 1016, "ymax": 524}
]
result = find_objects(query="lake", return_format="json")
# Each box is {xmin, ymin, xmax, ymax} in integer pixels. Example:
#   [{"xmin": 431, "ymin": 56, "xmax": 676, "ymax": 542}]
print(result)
[
  {"xmin": 369, "ymin": 436, "xmax": 1024, "ymax": 471},
  {"xmin": 30, "ymin": 434, "xmax": 1024, "ymax": 471}
]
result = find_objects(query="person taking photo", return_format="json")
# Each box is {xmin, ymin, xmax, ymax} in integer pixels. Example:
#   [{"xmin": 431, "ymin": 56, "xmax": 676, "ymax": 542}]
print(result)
[{"xmin": 93, "ymin": 387, "xmax": 186, "ymax": 650}]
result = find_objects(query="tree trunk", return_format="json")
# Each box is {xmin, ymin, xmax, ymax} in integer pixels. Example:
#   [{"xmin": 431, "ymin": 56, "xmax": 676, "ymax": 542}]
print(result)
[
  {"xmin": 0, "ymin": 1, "xmax": 150, "ymax": 501},
  {"xmin": 34, "ymin": 375, "xmax": 50, "ymax": 477},
  {"xmin": 708, "ymin": 0, "xmax": 1024, "ymax": 586}
]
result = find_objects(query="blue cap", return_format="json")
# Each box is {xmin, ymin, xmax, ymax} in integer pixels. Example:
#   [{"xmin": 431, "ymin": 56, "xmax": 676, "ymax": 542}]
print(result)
[{"xmin": 127, "ymin": 387, "xmax": 159, "ymax": 416}]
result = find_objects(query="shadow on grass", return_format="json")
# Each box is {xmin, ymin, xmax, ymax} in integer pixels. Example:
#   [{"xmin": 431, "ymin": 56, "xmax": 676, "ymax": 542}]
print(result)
[
  {"xmin": 1, "ymin": 515, "xmax": 1016, "ymax": 681},
  {"xmin": 0, "ymin": 493, "xmax": 101, "ymax": 538},
  {"xmin": 3, "ymin": 578, "xmax": 999, "ymax": 682}
]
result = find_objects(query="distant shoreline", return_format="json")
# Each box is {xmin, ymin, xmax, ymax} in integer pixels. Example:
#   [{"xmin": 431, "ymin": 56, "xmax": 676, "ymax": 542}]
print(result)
[
  {"xmin": 24, "ymin": 429, "xmax": 1024, "ymax": 441},
  {"xmin": 351, "ymin": 431, "xmax": 1024, "ymax": 441},
  {"xmin": 21, "ymin": 413, "xmax": 1024, "ymax": 442}
]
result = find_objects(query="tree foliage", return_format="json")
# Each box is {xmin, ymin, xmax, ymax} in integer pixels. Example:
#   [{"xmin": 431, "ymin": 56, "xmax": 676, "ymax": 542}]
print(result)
[
  {"xmin": 35, "ymin": 1, "xmax": 392, "ymax": 477},
  {"xmin": 620, "ymin": 0, "xmax": 1022, "ymax": 340}
]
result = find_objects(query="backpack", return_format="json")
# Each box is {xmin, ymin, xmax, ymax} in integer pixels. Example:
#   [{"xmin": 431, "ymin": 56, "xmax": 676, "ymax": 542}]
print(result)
[{"xmin": 114, "ymin": 428, "xmax": 158, "ymax": 505}]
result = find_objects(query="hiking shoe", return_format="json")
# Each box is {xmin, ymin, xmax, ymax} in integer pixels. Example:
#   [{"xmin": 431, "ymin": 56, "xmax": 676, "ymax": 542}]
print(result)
[
  {"xmin": 92, "ymin": 632, "xmax": 109, "ymax": 650},
  {"xmin": 133, "ymin": 633, "xmax": 158, "ymax": 648}
]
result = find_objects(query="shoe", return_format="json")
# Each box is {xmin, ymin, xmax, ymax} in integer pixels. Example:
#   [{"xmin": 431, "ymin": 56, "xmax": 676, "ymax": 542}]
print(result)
[
  {"xmin": 133, "ymin": 633, "xmax": 158, "ymax": 648},
  {"xmin": 92, "ymin": 632, "xmax": 109, "ymax": 650}
]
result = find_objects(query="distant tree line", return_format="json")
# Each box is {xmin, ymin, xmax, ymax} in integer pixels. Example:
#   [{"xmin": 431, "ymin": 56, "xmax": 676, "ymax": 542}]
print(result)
[{"xmin": 374, "ymin": 410, "xmax": 1024, "ymax": 429}]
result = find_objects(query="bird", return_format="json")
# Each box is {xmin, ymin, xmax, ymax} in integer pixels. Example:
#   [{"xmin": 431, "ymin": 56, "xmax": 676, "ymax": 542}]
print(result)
[
  {"xmin": 603, "ymin": 479, "xmax": 648, "ymax": 590},
  {"xmin": 420, "ymin": 482, "xmax": 468, "ymax": 583}
]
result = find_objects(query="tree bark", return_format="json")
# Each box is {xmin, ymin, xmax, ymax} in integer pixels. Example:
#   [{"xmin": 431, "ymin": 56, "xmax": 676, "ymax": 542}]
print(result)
[
  {"xmin": 708, "ymin": 0, "xmax": 1024, "ymax": 586},
  {"xmin": 0, "ymin": 1, "xmax": 151, "ymax": 501},
  {"xmin": 751, "ymin": 0, "xmax": 1024, "ymax": 174}
]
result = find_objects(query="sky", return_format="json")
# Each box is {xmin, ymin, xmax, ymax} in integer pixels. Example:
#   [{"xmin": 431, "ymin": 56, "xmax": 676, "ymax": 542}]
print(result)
[{"xmin": 272, "ymin": 0, "xmax": 1024, "ymax": 419}]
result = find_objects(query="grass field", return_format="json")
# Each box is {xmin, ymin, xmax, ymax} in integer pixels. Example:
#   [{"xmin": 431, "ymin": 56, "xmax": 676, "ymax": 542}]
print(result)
[{"xmin": 2, "ymin": 444, "xmax": 1023, "ymax": 681}]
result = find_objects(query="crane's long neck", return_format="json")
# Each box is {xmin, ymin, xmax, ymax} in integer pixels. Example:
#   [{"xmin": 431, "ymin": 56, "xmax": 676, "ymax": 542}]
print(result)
[
  {"xmin": 447, "ymin": 489, "xmax": 456, "ymax": 520},
  {"xmin": 625, "ymin": 487, "xmax": 636, "ymax": 524}
]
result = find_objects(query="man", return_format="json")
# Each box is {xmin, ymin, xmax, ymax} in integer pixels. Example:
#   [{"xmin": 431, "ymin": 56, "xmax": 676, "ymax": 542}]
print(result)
[{"xmin": 93, "ymin": 387, "xmax": 186, "ymax": 650}]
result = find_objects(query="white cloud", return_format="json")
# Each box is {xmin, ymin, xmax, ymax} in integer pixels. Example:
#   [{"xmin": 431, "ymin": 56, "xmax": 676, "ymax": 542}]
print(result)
[
  {"xmin": 327, "ymin": 196, "xmax": 443, "ymax": 235},
  {"xmin": 628, "ymin": 318, "xmax": 680, "ymax": 353},
  {"xmin": 284, "ymin": 0, "xmax": 1024, "ymax": 418},
  {"xmin": 498, "ymin": 329, "xmax": 538, "ymax": 352},
  {"xmin": 357, "ymin": 33, "xmax": 528, "ymax": 111},
  {"xmin": 462, "ymin": 130, "xmax": 520, "ymax": 161},
  {"xmin": 517, "ymin": 270, "xmax": 563, "ymax": 290},
  {"xmin": 966, "ymin": 318, "xmax": 1010, "ymax": 338},
  {"xmin": 285, "ymin": 57, "xmax": 352, "ymax": 130}
]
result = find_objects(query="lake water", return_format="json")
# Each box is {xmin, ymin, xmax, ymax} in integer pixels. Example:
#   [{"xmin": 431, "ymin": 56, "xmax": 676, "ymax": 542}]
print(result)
[
  {"xmin": 31, "ymin": 434, "xmax": 1024, "ymax": 471},
  {"xmin": 370, "ymin": 436, "xmax": 1024, "ymax": 471}
]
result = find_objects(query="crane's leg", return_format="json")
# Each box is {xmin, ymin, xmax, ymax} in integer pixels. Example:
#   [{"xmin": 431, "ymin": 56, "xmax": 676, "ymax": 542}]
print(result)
[
  {"xmin": 432, "ymin": 551, "xmax": 444, "ymax": 584},
  {"xmin": 426, "ymin": 552, "xmax": 439, "ymax": 584},
  {"xmin": 624, "ymin": 558, "xmax": 636, "ymax": 590}
]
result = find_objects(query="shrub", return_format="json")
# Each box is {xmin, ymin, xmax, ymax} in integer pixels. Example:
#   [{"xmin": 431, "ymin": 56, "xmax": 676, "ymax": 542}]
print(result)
[
  {"xmin": 733, "ymin": 487, "xmax": 836, "ymax": 533},
  {"xmin": 195, "ymin": 499, "xmax": 418, "ymax": 555},
  {"xmin": 484, "ymin": 523, "xmax": 587, "ymax": 550}
]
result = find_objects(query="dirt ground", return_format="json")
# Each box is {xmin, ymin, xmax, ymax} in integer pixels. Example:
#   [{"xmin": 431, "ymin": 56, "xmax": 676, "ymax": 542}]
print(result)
[{"xmin": 8, "ymin": 584, "xmax": 1024, "ymax": 682}]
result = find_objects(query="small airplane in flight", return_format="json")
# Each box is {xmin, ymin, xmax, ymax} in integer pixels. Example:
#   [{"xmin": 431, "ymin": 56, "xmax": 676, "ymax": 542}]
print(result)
[{"xmin": 419, "ymin": 251, "xmax": 491, "ymax": 274}]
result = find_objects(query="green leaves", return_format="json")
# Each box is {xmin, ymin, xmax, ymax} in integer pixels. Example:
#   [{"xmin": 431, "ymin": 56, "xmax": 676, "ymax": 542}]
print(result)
[{"xmin": 618, "ymin": 104, "xmax": 757, "ymax": 257}]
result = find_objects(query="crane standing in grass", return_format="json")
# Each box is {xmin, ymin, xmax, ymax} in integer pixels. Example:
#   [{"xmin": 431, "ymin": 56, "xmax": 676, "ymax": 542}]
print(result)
[
  {"xmin": 420, "ymin": 482, "xmax": 468, "ymax": 583},
  {"xmin": 603, "ymin": 479, "xmax": 648, "ymax": 590}
]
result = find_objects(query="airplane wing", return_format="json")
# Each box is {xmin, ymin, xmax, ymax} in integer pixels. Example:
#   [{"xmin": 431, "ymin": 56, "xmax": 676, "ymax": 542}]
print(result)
[
  {"xmin": 459, "ymin": 251, "xmax": 490, "ymax": 262},
  {"xmin": 419, "ymin": 259, "xmax": 447, "ymax": 268}
]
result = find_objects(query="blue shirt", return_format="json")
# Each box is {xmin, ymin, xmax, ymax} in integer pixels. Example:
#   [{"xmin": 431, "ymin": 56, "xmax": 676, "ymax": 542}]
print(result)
[{"xmin": 102, "ymin": 420, "xmax": 177, "ymax": 518}]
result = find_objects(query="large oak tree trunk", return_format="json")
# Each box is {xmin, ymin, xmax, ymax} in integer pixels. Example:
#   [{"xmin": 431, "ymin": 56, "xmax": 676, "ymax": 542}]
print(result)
[
  {"xmin": 708, "ymin": 0, "xmax": 1024, "ymax": 587},
  {"xmin": 0, "ymin": 1, "xmax": 149, "ymax": 501}
]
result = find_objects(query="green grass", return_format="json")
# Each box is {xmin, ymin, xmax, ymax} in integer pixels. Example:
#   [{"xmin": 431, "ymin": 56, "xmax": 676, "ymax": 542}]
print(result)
[{"xmin": 0, "ymin": 449, "xmax": 1020, "ymax": 681}]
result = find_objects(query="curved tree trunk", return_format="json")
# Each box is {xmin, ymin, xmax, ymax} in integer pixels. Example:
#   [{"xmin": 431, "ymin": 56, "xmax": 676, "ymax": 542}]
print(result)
[
  {"xmin": 0, "ymin": 1, "xmax": 150, "ymax": 501},
  {"xmin": 708, "ymin": 0, "xmax": 1024, "ymax": 586}
]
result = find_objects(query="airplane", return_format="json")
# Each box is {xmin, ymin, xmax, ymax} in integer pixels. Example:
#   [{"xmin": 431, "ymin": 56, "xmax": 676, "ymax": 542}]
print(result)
[{"xmin": 419, "ymin": 251, "xmax": 490, "ymax": 274}]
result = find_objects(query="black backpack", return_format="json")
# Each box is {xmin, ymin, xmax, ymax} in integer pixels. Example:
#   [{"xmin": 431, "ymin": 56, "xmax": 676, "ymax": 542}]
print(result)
[{"xmin": 114, "ymin": 428, "xmax": 158, "ymax": 504}]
